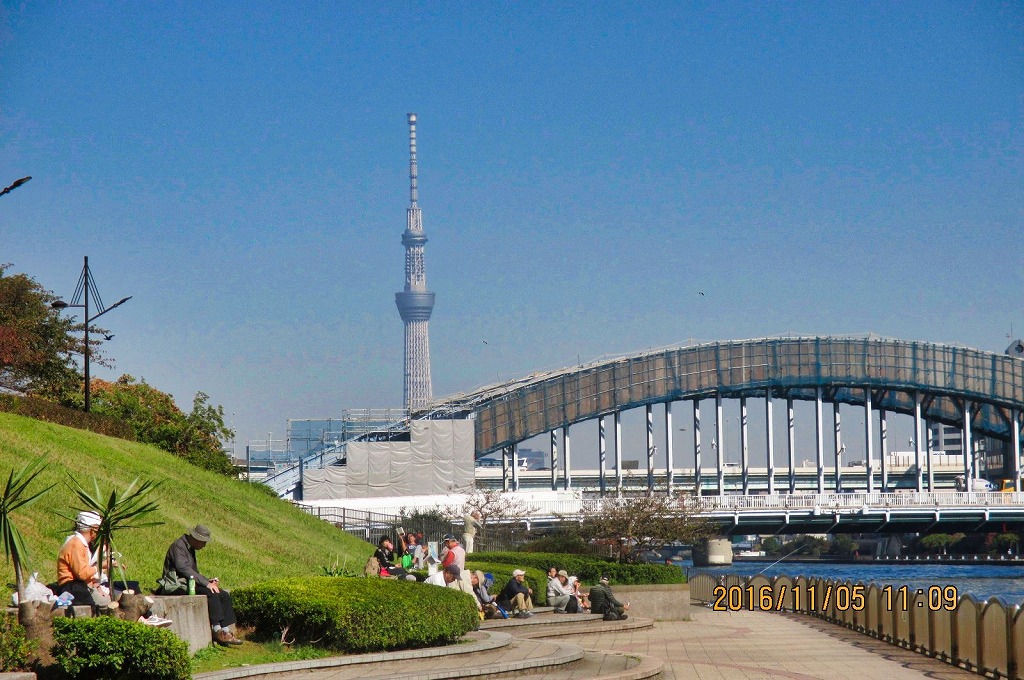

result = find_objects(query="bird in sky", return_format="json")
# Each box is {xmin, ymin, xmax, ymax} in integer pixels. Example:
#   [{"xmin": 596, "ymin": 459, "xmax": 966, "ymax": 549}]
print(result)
[
  {"xmin": 698, "ymin": 292, "xmax": 705, "ymax": 297},
  {"xmin": 103, "ymin": 334, "xmax": 115, "ymax": 341}
]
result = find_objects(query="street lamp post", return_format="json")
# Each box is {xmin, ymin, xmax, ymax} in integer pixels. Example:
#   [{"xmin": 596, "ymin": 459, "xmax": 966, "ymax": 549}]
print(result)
[{"xmin": 51, "ymin": 256, "xmax": 131, "ymax": 412}]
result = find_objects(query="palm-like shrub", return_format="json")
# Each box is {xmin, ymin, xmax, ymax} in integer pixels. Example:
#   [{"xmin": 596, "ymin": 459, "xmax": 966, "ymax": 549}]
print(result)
[{"xmin": 0, "ymin": 456, "xmax": 53, "ymax": 598}]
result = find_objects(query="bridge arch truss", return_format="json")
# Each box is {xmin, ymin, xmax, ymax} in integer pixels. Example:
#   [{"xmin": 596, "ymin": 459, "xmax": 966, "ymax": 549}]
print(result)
[{"xmin": 428, "ymin": 336, "xmax": 1024, "ymax": 495}]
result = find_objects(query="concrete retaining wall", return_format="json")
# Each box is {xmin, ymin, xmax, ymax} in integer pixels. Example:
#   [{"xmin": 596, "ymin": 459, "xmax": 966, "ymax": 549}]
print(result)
[
  {"xmin": 609, "ymin": 584, "xmax": 690, "ymax": 621},
  {"xmin": 150, "ymin": 595, "xmax": 213, "ymax": 655}
]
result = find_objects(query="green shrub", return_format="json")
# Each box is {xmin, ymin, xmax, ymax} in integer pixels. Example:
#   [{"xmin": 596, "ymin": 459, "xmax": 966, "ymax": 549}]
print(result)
[
  {"xmin": 464, "ymin": 561, "xmax": 549, "ymax": 606},
  {"xmin": 0, "ymin": 394, "xmax": 135, "ymax": 440},
  {"xmin": 51, "ymin": 616, "xmax": 190, "ymax": 680},
  {"xmin": 234, "ymin": 576, "xmax": 478, "ymax": 652},
  {"xmin": 470, "ymin": 552, "xmax": 685, "ymax": 586},
  {"xmin": 0, "ymin": 612, "xmax": 33, "ymax": 672}
]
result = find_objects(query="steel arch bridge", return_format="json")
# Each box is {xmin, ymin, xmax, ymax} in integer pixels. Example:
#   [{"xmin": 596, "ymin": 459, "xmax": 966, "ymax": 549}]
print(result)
[{"xmin": 423, "ymin": 336, "xmax": 1024, "ymax": 496}]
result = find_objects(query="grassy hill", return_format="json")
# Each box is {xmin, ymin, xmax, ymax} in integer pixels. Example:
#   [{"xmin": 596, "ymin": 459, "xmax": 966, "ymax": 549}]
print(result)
[{"xmin": 0, "ymin": 412, "xmax": 373, "ymax": 592}]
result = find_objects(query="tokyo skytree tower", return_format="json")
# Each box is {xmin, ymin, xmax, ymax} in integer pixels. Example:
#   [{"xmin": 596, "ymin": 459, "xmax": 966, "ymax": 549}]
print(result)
[{"xmin": 395, "ymin": 113, "xmax": 435, "ymax": 411}]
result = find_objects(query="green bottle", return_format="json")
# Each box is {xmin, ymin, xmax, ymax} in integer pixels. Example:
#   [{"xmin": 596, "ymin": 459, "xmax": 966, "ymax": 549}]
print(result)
[{"xmin": 188, "ymin": 576, "xmax": 195, "ymax": 596}]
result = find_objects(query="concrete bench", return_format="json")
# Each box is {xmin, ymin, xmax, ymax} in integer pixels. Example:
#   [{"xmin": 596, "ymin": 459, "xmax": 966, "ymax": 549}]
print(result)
[{"xmin": 149, "ymin": 595, "xmax": 213, "ymax": 654}]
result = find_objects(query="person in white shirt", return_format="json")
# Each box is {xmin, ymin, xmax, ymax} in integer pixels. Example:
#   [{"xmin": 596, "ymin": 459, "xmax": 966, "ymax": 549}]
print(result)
[{"xmin": 547, "ymin": 569, "xmax": 572, "ymax": 613}]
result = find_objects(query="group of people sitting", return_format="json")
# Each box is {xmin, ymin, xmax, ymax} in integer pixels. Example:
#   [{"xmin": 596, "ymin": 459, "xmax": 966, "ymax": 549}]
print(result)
[{"xmin": 52, "ymin": 512, "xmax": 244, "ymax": 646}]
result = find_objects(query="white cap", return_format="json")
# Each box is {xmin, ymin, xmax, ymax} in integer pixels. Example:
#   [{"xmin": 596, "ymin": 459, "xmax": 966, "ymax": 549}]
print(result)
[
  {"xmin": 76, "ymin": 511, "xmax": 101, "ymax": 529},
  {"xmin": 512, "ymin": 569, "xmax": 526, "ymax": 577}
]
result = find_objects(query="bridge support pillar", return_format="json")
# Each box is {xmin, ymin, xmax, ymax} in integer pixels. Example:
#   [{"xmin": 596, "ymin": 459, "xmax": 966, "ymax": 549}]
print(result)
[
  {"xmin": 511, "ymin": 445, "xmax": 520, "ymax": 492},
  {"xmin": 864, "ymin": 389, "xmax": 874, "ymax": 494},
  {"xmin": 815, "ymin": 387, "xmax": 825, "ymax": 493},
  {"xmin": 1014, "ymin": 410, "xmax": 1021, "ymax": 492},
  {"xmin": 834, "ymin": 404, "xmax": 843, "ymax": 492},
  {"xmin": 880, "ymin": 409, "xmax": 888, "ymax": 492},
  {"xmin": 550, "ymin": 431, "xmax": 558, "ymax": 491},
  {"xmin": 914, "ymin": 392, "xmax": 924, "ymax": 492},
  {"xmin": 694, "ymin": 400, "xmax": 703, "ymax": 496},
  {"xmin": 963, "ymin": 401, "xmax": 973, "ymax": 491},
  {"xmin": 614, "ymin": 411, "xmax": 623, "ymax": 497},
  {"xmin": 646, "ymin": 405, "xmax": 655, "ymax": 494},
  {"xmin": 563, "ymin": 425, "xmax": 572, "ymax": 490},
  {"xmin": 716, "ymin": 393, "xmax": 724, "ymax": 495},
  {"xmin": 665, "ymin": 401, "xmax": 674, "ymax": 495},
  {"xmin": 740, "ymin": 397, "xmax": 749, "ymax": 495},
  {"xmin": 926, "ymin": 416, "xmax": 934, "ymax": 492},
  {"xmin": 787, "ymin": 397, "xmax": 796, "ymax": 493},
  {"xmin": 765, "ymin": 391, "xmax": 775, "ymax": 495},
  {"xmin": 692, "ymin": 537, "xmax": 733, "ymax": 567},
  {"xmin": 598, "ymin": 416, "xmax": 607, "ymax": 497},
  {"xmin": 502, "ymin": 446, "xmax": 509, "ymax": 492}
]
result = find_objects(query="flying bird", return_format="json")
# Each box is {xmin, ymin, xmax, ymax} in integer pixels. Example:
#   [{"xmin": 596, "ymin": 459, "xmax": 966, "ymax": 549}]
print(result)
[
  {"xmin": 103, "ymin": 334, "xmax": 115, "ymax": 341},
  {"xmin": 698, "ymin": 291, "xmax": 705, "ymax": 296}
]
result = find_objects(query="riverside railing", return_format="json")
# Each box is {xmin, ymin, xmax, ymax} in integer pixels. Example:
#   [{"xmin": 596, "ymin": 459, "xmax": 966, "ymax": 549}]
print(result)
[{"xmin": 689, "ymin": 572, "xmax": 1024, "ymax": 678}]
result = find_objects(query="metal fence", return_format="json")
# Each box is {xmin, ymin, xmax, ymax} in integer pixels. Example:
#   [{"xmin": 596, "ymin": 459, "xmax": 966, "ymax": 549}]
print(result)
[{"xmin": 689, "ymin": 572, "xmax": 1024, "ymax": 678}]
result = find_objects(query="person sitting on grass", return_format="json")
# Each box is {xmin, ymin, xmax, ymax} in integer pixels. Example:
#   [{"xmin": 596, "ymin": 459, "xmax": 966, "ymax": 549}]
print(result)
[
  {"xmin": 497, "ymin": 569, "xmax": 534, "ymax": 618},
  {"xmin": 158, "ymin": 524, "xmax": 242, "ymax": 646},
  {"xmin": 589, "ymin": 575, "xmax": 629, "ymax": 621},
  {"xmin": 374, "ymin": 536, "xmax": 416, "ymax": 581},
  {"xmin": 56, "ymin": 511, "xmax": 117, "ymax": 613}
]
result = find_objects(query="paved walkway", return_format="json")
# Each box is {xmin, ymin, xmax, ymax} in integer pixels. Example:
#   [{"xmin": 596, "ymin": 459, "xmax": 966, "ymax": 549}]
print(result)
[{"xmin": 570, "ymin": 605, "xmax": 977, "ymax": 680}]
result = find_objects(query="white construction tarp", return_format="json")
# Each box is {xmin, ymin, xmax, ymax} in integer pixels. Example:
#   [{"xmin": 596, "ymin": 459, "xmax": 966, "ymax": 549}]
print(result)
[
  {"xmin": 302, "ymin": 466, "xmax": 348, "ymax": 501},
  {"xmin": 312, "ymin": 419, "xmax": 475, "ymax": 500}
]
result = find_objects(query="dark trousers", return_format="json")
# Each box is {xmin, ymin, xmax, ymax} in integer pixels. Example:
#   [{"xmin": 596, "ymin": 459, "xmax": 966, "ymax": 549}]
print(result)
[{"xmin": 196, "ymin": 583, "xmax": 236, "ymax": 628}]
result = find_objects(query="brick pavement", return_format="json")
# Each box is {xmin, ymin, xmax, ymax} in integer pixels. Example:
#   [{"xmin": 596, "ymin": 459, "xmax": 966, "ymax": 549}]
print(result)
[{"xmin": 570, "ymin": 605, "xmax": 979, "ymax": 680}]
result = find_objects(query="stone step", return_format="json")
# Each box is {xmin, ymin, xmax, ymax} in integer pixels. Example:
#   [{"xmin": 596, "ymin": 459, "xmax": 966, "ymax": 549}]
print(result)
[
  {"xmin": 515, "ymin": 650, "xmax": 664, "ymax": 680},
  {"xmin": 482, "ymin": 612, "xmax": 655, "ymax": 639}
]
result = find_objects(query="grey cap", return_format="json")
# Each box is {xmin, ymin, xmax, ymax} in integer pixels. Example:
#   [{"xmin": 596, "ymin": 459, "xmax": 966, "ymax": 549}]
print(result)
[{"xmin": 189, "ymin": 525, "xmax": 212, "ymax": 543}]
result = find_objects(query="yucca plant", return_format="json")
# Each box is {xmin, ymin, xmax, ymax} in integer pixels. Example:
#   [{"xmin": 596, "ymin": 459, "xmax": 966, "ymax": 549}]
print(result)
[
  {"xmin": 64, "ymin": 477, "xmax": 163, "ymax": 591},
  {"xmin": 0, "ymin": 456, "xmax": 54, "ymax": 599}
]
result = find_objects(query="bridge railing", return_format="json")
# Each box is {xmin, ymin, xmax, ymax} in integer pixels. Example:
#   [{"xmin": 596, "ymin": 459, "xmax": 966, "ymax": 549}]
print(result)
[
  {"xmin": 690, "ymin": 492, "xmax": 1024, "ymax": 512},
  {"xmin": 689, "ymin": 572, "xmax": 1024, "ymax": 679}
]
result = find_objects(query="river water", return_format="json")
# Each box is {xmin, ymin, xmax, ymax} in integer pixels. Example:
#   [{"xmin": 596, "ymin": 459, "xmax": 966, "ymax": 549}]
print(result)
[{"xmin": 682, "ymin": 560, "xmax": 1024, "ymax": 606}]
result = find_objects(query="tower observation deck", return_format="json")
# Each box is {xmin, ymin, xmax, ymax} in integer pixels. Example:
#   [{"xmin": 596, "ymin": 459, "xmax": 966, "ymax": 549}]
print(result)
[{"xmin": 395, "ymin": 113, "xmax": 435, "ymax": 410}]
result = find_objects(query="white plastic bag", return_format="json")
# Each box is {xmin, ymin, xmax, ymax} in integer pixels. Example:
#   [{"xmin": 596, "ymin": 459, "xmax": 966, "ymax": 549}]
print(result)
[{"xmin": 23, "ymin": 572, "xmax": 56, "ymax": 604}]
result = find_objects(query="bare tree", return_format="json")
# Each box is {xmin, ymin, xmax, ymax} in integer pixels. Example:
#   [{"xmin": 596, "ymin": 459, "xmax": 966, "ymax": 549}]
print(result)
[
  {"xmin": 579, "ymin": 495, "xmax": 715, "ymax": 563},
  {"xmin": 457, "ymin": 489, "xmax": 536, "ymax": 528}
]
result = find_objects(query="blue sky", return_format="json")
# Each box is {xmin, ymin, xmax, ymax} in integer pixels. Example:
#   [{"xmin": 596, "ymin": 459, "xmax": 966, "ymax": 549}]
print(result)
[{"xmin": 2, "ymin": 2, "xmax": 1021, "ymax": 456}]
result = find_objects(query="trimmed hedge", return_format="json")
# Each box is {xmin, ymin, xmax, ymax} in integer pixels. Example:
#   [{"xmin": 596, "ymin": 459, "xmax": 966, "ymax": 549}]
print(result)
[
  {"xmin": 470, "ymin": 552, "xmax": 685, "ymax": 586},
  {"xmin": 0, "ymin": 394, "xmax": 135, "ymax": 440},
  {"xmin": 464, "ymin": 561, "xmax": 549, "ymax": 606},
  {"xmin": 0, "ymin": 612, "xmax": 32, "ymax": 672},
  {"xmin": 51, "ymin": 616, "xmax": 190, "ymax": 680},
  {"xmin": 234, "ymin": 576, "xmax": 478, "ymax": 652}
]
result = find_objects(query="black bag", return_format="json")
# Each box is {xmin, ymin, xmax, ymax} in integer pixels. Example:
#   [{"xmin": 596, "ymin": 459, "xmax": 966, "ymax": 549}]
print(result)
[
  {"xmin": 566, "ymin": 595, "xmax": 579, "ymax": 614},
  {"xmin": 603, "ymin": 609, "xmax": 620, "ymax": 621}
]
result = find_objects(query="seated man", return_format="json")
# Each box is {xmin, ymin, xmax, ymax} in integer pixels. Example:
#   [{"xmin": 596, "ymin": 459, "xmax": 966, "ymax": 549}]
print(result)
[
  {"xmin": 425, "ymin": 564, "xmax": 476, "ymax": 597},
  {"xmin": 440, "ymin": 534, "xmax": 466, "ymax": 570},
  {"xmin": 589, "ymin": 575, "xmax": 629, "ymax": 620},
  {"xmin": 56, "ymin": 511, "xmax": 115, "ymax": 611},
  {"xmin": 159, "ymin": 524, "xmax": 242, "ymax": 646},
  {"xmin": 547, "ymin": 568, "xmax": 572, "ymax": 613},
  {"xmin": 497, "ymin": 569, "xmax": 534, "ymax": 618}
]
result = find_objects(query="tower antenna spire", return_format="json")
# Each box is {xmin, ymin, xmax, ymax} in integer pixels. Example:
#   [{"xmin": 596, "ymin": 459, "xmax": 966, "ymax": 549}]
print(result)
[{"xmin": 395, "ymin": 113, "xmax": 435, "ymax": 410}]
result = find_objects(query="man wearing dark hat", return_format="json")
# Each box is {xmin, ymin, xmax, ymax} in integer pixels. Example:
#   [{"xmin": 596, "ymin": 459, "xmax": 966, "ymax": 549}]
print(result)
[
  {"xmin": 440, "ymin": 534, "xmax": 465, "ymax": 571},
  {"xmin": 159, "ymin": 525, "xmax": 242, "ymax": 646},
  {"xmin": 589, "ymin": 575, "xmax": 629, "ymax": 620}
]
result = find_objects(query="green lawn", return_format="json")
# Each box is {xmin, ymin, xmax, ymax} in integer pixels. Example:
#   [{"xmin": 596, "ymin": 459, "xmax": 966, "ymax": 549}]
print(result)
[{"xmin": 0, "ymin": 412, "xmax": 373, "ymax": 592}]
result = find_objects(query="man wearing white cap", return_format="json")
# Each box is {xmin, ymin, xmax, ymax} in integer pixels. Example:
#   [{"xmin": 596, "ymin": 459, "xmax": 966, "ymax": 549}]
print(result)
[
  {"xmin": 56, "ymin": 511, "xmax": 114, "ymax": 609},
  {"xmin": 497, "ymin": 569, "xmax": 534, "ymax": 618}
]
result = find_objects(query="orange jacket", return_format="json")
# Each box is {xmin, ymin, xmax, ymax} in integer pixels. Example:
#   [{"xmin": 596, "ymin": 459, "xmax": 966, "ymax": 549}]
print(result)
[{"xmin": 57, "ymin": 533, "xmax": 97, "ymax": 586}]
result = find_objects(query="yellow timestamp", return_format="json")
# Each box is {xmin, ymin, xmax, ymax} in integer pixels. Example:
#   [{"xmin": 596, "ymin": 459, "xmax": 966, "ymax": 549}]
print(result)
[{"xmin": 710, "ymin": 584, "xmax": 959, "ymax": 612}]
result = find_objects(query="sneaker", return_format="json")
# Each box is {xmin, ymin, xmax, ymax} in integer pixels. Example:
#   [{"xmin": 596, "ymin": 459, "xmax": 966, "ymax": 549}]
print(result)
[{"xmin": 139, "ymin": 615, "xmax": 173, "ymax": 628}]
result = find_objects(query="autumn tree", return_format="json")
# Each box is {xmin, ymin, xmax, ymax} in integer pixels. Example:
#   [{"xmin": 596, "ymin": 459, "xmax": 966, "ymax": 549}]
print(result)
[
  {"xmin": 458, "ymin": 488, "xmax": 536, "ymax": 528},
  {"xmin": 89, "ymin": 376, "xmax": 235, "ymax": 475},
  {"xmin": 579, "ymin": 495, "xmax": 715, "ymax": 564},
  {"xmin": 0, "ymin": 264, "xmax": 99, "ymax": 398}
]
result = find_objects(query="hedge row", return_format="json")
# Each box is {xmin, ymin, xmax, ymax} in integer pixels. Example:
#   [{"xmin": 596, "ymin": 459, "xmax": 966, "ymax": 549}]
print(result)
[
  {"xmin": 464, "ymin": 561, "xmax": 549, "ymax": 606},
  {"xmin": 470, "ymin": 552, "xmax": 685, "ymax": 585},
  {"xmin": 51, "ymin": 617, "xmax": 190, "ymax": 680},
  {"xmin": 0, "ymin": 394, "xmax": 135, "ymax": 440},
  {"xmin": 234, "ymin": 576, "xmax": 478, "ymax": 652}
]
